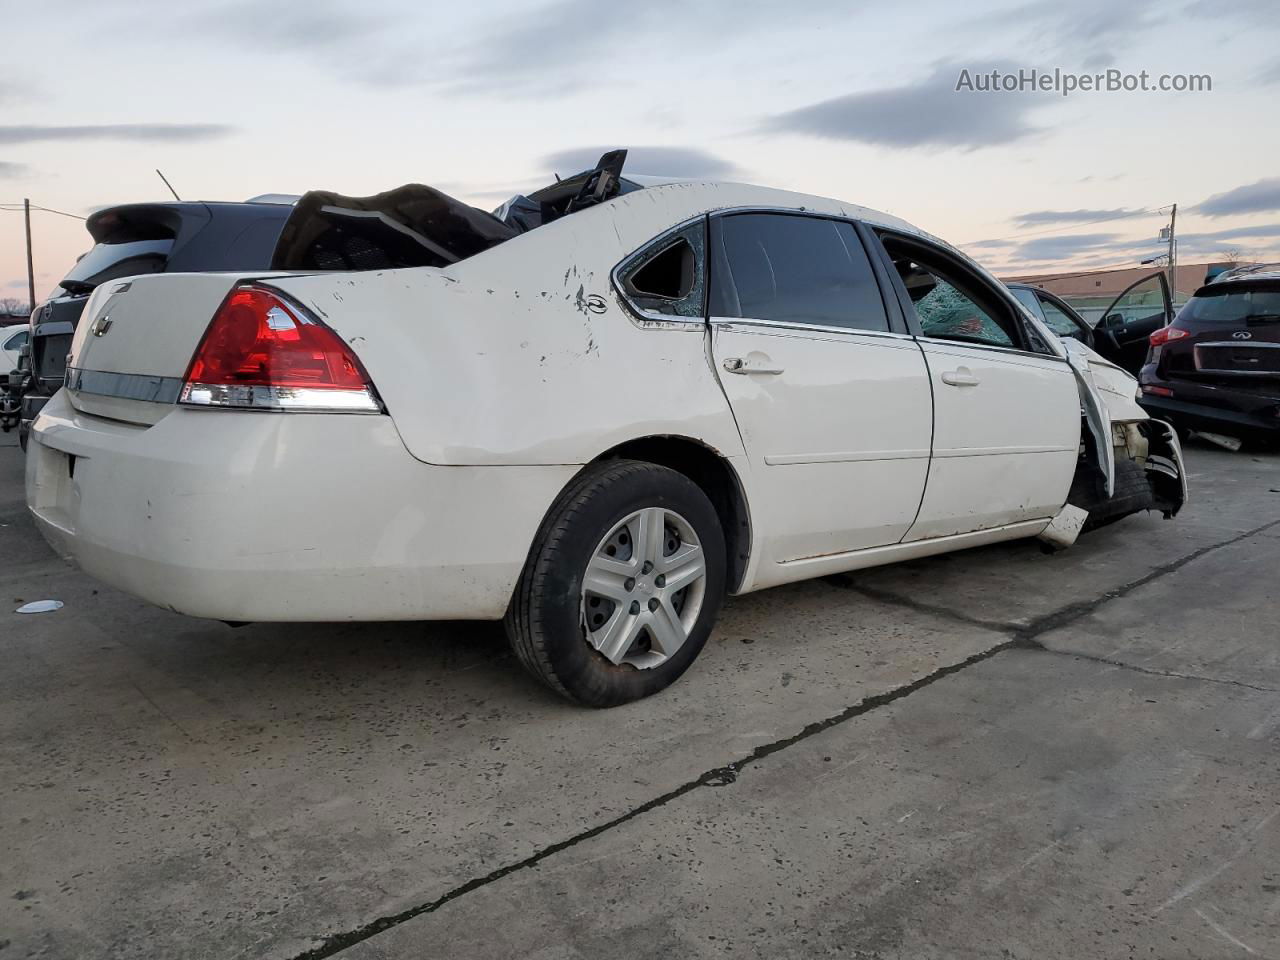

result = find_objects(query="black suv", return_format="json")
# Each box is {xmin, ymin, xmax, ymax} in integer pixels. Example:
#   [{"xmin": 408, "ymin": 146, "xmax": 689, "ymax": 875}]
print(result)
[
  {"xmin": 1138, "ymin": 266, "xmax": 1280, "ymax": 443},
  {"xmin": 12, "ymin": 198, "xmax": 294, "ymax": 449}
]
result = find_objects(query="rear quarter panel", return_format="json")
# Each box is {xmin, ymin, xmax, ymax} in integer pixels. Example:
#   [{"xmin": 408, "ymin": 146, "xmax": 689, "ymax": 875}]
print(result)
[{"xmin": 268, "ymin": 185, "xmax": 753, "ymax": 467}]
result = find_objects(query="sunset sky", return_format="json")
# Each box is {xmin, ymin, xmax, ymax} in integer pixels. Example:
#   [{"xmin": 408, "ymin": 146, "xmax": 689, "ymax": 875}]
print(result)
[{"xmin": 3, "ymin": 0, "xmax": 1279, "ymax": 305}]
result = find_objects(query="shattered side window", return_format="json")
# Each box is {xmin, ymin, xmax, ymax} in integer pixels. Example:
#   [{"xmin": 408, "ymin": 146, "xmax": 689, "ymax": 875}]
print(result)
[{"xmin": 618, "ymin": 221, "xmax": 707, "ymax": 320}]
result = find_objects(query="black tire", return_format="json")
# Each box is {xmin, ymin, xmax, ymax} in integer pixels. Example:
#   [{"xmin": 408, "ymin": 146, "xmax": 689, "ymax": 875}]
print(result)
[
  {"xmin": 504, "ymin": 459, "xmax": 726, "ymax": 707},
  {"xmin": 1068, "ymin": 455, "xmax": 1154, "ymax": 532}
]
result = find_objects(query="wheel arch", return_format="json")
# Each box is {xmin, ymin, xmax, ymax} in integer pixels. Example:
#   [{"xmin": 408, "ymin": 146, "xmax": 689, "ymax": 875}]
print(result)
[{"xmin": 589, "ymin": 435, "xmax": 753, "ymax": 593}]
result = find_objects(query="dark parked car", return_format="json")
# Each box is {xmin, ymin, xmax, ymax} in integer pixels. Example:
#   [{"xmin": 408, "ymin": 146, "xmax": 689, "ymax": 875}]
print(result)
[
  {"xmin": 1138, "ymin": 265, "xmax": 1280, "ymax": 443},
  {"xmin": 1006, "ymin": 271, "xmax": 1172, "ymax": 374},
  {"xmin": 13, "ymin": 197, "xmax": 295, "ymax": 449}
]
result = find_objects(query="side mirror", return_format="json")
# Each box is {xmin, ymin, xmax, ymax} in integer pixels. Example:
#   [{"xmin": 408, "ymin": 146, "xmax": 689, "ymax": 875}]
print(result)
[{"xmin": 1102, "ymin": 312, "xmax": 1125, "ymax": 329}]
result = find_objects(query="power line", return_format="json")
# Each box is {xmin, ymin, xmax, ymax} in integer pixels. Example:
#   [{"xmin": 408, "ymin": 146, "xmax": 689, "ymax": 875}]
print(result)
[{"xmin": 0, "ymin": 203, "xmax": 86, "ymax": 220}]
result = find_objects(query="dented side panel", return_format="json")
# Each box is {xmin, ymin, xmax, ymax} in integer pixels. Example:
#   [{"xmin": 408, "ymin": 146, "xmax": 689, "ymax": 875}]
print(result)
[{"xmin": 268, "ymin": 222, "xmax": 741, "ymax": 467}]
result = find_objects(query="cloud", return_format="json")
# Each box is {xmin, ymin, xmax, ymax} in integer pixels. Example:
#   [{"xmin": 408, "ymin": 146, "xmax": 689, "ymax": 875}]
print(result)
[
  {"xmin": 763, "ymin": 61, "xmax": 1051, "ymax": 150},
  {"xmin": 0, "ymin": 124, "xmax": 233, "ymax": 145},
  {"xmin": 1010, "ymin": 233, "xmax": 1127, "ymax": 262},
  {"xmin": 1174, "ymin": 223, "xmax": 1280, "ymax": 257},
  {"xmin": 1184, "ymin": 0, "xmax": 1280, "ymax": 25},
  {"xmin": 190, "ymin": 0, "xmax": 383, "ymax": 52},
  {"xmin": 997, "ymin": 222, "xmax": 1280, "ymax": 268},
  {"xmin": 0, "ymin": 161, "xmax": 28, "ymax": 178},
  {"xmin": 447, "ymin": 0, "xmax": 868, "ymax": 94},
  {"xmin": 1012, "ymin": 208, "xmax": 1146, "ymax": 226},
  {"xmin": 1195, "ymin": 178, "xmax": 1280, "ymax": 217},
  {"xmin": 962, "ymin": 0, "xmax": 1160, "ymax": 64},
  {"xmin": 542, "ymin": 146, "xmax": 739, "ymax": 179}
]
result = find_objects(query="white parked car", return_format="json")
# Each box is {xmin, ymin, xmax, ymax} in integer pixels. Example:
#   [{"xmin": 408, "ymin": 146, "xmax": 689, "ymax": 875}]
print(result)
[
  {"xmin": 26, "ymin": 153, "xmax": 1186, "ymax": 706},
  {"xmin": 2, "ymin": 323, "xmax": 28, "ymax": 374}
]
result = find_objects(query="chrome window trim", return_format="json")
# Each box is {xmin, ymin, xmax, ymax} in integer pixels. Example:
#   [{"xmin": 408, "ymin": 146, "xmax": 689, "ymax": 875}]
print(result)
[
  {"xmin": 710, "ymin": 315, "xmax": 1069, "ymax": 362},
  {"xmin": 709, "ymin": 316, "xmax": 918, "ymax": 343},
  {"xmin": 913, "ymin": 335, "xmax": 1070, "ymax": 365}
]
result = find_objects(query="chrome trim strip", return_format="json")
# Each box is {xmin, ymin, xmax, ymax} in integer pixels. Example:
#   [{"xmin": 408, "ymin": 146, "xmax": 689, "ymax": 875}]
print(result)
[
  {"xmin": 765, "ymin": 449, "xmax": 930, "ymax": 465},
  {"xmin": 66, "ymin": 367, "xmax": 184, "ymax": 404},
  {"xmin": 1194, "ymin": 341, "xmax": 1280, "ymax": 375},
  {"xmin": 932, "ymin": 444, "xmax": 1076, "ymax": 458},
  {"xmin": 1196, "ymin": 341, "xmax": 1280, "ymax": 350},
  {"xmin": 710, "ymin": 316, "xmax": 917, "ymax": 343},
  {"xmin": 914, "ymin": 336, "xmax": 1070, "ymax": 364}
]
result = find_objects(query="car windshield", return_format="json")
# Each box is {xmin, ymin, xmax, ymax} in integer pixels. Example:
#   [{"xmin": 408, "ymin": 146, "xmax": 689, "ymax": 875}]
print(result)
[{"xmin": 1179, "ymin": 283, "xmax": 1280, "ymax": 325}]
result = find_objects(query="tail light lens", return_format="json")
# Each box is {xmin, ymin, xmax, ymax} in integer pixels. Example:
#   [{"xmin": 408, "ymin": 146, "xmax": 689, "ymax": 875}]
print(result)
[
  {"xmin": 1148, "ymin": 326, "xmax": 1189, "ymax": 347},
  {"xmin": 180, "ymin": 285, "xmax": 380, "ymax": 412}
]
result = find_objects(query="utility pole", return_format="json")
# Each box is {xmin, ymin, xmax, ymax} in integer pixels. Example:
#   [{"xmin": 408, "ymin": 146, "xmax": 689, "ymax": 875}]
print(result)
[
  {"xmin": 1166, "ymin": 203, "xmax": 1177, "ymax": 302},
  {"xmin": 23, "ymin": 198, "xmax": 36, "ymax": 312}
]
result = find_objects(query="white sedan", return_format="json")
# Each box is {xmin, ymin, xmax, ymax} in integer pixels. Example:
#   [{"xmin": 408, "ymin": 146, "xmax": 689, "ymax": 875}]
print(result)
[{"xmin": 26, "ymin": 153, "xmax": 1186, "ymax": 706}]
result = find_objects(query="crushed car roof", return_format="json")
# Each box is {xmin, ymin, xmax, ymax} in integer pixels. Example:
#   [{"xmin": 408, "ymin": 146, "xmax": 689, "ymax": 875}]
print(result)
[{"xmin": 266, "ymin": 148, "xmax": 936, "ymax": 276}]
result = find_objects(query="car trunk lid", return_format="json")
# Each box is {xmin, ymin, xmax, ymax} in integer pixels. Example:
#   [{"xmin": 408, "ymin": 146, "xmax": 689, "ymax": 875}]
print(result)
[{"xmin": 65, "ymin": 272, "xmax": 270, "ymax": 424}]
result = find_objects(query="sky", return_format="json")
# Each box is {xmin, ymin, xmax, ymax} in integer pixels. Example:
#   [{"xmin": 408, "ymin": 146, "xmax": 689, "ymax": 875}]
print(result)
[{"xmin": 2, "ymin": 0, "xmax": 1280, "ymax": 305}]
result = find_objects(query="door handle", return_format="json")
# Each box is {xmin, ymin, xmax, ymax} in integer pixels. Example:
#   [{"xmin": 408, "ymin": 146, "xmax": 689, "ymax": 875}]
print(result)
[
  {"xmin": 940, "ymin": 367, "xmax": 981, "ymax": 387},
  {"xmin": 723, "ymin": 357, "xmax": 785, "ymax": 375}
]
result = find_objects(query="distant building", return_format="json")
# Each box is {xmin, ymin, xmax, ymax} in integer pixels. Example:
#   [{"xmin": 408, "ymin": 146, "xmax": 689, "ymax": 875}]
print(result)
[{"xmin": 1001, "ymin": 261, "xmax": 1242, "ymax": 323}]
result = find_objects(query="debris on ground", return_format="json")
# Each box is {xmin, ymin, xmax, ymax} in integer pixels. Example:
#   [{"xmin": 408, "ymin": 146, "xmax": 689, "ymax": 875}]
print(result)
[{"xmin": 15, "ymin": 600, "xmax": 63, "ymax": 614}]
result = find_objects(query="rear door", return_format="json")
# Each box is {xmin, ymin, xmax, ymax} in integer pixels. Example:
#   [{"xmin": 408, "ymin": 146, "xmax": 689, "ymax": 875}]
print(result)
[
  {"xmin": 1094, "ymin": 271, "xmax": 1172, "ymax": 373},
  {"xmin": 871, "ymin": 231, "xmax": 1080, "ymax": 540},
  {"xmin": 707, "ymin": 212, "xmax": 933, "ymax": 575}
]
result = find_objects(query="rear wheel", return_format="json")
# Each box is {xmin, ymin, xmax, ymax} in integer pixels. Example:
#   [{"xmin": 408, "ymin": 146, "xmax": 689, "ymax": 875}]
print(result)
[{"xmin": 504, "ymin": 459, "xmax": 726, "ymax": 707}]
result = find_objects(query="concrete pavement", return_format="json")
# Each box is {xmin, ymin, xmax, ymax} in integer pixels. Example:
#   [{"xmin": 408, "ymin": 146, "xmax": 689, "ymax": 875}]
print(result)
[{"xmin": 2, "ymin": 431, "xmax": 1278, "ymax": 959}]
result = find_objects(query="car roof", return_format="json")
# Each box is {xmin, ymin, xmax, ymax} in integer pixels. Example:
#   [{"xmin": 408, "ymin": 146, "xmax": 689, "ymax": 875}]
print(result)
[
  {"xmin": 605, "ymin": 178, "xmax": 933, "ymax": 244},
  {"xmin": 1207, "ymin": 263, "xmax": 1280, "ymax": 285}
]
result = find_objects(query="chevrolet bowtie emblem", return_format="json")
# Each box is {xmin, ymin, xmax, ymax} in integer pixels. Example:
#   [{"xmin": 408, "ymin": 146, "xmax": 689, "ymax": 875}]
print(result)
[{"xmin": 91, "ymin": 314, "xmax": 113, "ymax": 337}]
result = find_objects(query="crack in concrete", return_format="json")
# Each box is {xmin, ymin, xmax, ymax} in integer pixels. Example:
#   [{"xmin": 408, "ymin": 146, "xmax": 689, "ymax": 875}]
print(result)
[
  {"xmin": 293, "ymin": 516, "xmax": 1280, "ymax": 960},
  {"xmin": 1031, "ymin": 647, "xmax": 1280, "ymax": 694},
  {"xmin": 825, "ymin": 576, "xmax": 1014, "ymax": 635}
]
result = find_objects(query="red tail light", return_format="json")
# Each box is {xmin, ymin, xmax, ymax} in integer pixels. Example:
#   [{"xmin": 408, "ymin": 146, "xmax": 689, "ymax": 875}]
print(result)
[
  {"xmin": 1148, "ymin": 326, "xmax": 1189, "ymax": 347},
  {"xmin": 180, "ymin": 286, "xmax": 380, "ymax": 412}
]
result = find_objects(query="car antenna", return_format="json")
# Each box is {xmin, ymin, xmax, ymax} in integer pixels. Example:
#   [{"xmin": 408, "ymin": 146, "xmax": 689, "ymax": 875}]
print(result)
[{"xmin": 155, "ymin": 169, "xmax": 182, "ymax": 201}]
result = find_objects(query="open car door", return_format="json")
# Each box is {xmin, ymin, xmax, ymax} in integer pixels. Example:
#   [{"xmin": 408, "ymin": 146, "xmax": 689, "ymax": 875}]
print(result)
[{"xmin": 1093, "ymin": 271, "xmax": 1172, "ymax": 374}]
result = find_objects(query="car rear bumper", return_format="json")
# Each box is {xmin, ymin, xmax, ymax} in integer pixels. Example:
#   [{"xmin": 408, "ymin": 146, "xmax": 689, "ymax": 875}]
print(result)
[{"xmin": 26, "ymin": 391, "xmax": 576, "ymax": 622}]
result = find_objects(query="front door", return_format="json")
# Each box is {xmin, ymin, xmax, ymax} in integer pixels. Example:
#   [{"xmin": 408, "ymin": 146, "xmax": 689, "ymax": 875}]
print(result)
[
  {"xmin": 872, "ymin": 232, "xmax": 1081, "ymax": 540},
  {"xmin": 706, "ymin": 212, "xmax": 933, "ymax": 581}
]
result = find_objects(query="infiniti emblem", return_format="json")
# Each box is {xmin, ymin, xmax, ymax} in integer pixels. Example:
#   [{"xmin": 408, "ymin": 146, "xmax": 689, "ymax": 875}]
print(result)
[
  {"xmin": 91, "ymin": 314, "xmax": 113, "ymax": 337},
  {"xmin": 1232, "ymin": 330, "xmax": 1252, "ymax": 340}
]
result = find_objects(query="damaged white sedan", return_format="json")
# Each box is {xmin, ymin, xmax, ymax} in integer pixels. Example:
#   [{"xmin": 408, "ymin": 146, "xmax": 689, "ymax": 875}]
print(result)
[{"xmin": 26, "ymin": 151, "xmax": 1186, "ymax": 706}]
